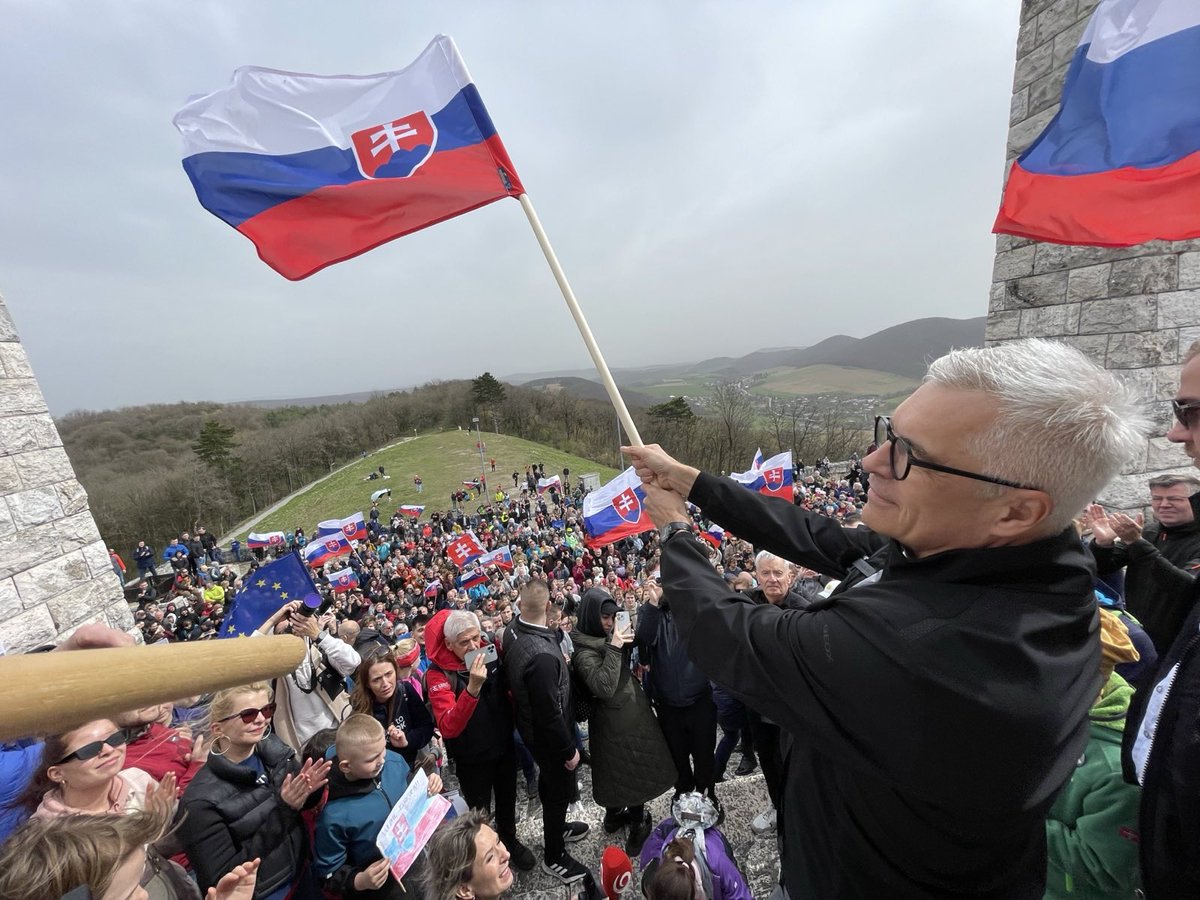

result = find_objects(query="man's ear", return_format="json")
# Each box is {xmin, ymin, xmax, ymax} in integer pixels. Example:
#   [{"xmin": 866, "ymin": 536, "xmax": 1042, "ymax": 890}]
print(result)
[{"xmin": 991, "ymin": 490, "xmax": 1054, "ymax": 538}]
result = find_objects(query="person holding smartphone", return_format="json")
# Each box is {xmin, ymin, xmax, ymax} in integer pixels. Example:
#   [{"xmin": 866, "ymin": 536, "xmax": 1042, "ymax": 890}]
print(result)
[{"xmin": 571, "ymin": 587, "xmax": 675, "ymax": 856}]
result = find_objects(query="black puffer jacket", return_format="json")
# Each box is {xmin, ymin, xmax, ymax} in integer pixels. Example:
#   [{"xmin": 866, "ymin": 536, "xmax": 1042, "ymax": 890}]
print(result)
[
  {"xmin": 573, "ymin": 590, "xmax": 675, "ymax": 808},
  {"xmin": 179, "ymin": 735, "xmax": 309, "ymax": 898},
  {"xmin": 503, "ymin": 615, "xmax": 574, "ymax": 765}
]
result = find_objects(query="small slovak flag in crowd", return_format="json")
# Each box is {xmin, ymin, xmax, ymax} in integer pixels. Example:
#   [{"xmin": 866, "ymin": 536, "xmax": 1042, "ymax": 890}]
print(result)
[
  {"xmin": 752, "ymin": 448, "xmax": 764, "ymax": 471},
  {"xmin": 458, "ymin": 568, "xmax": 489, "ymax": 590},
  {"xmin": 327, "ymin": 566, "xmax": 359, "ymax": 593},
  {"xmin": 537, "ymin": 475, "xmax": 562, "ymax": 495},
  {"xmin": 398, "ymin": 505, "xmax": 425, "ymax": 518},
  {"xmin": 477, "ymin": 545, "xmax": 514, "ymax": 571},
  {"xmin": 302, "ymin": 532, "xmax": 352, "ymax": 568},
  {"xmin": 174, "ymin": 35, "xmax": 525, "ymax": 280},
  {"xmin": 583, "ymin": 467, "xmax": 655, "ymax": 549},
  {"xmin": 423, "ymin": 579, "xmax": 443, "ymax": 598},
  {"xmin": 445, "ymin": 531, "xmax": 485, "ymax": 568},
  {"xmin": 701, "ymin": 524, "xmax": 725, "ymax": 548},
  {"xmin": 247, "ymin": 531, "xmax": 287, "ymax": 550},
  {"xmin": 316, "ymin": 512, "xmax": 367, "ymax": 543},
  {"xmin": 463, "ymin": 479, "xmax": 482, "ymax": 489},
  {"xmin": 731, "ymin": 450, "xmax": 794, "ymax": 500}
]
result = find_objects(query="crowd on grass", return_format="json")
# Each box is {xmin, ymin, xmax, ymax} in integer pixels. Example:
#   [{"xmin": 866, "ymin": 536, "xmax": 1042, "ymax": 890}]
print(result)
[{"xmin": 4, "ymin": 338, "xmax": 1200, "ymax": 900}]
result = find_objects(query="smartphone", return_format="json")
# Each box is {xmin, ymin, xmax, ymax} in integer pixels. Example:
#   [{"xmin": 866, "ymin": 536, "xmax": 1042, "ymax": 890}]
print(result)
[
  {"xmin": 615, "ymin": 610, "xmax": 631, "ymax": 633},
  {"xmin": 465, "ymin": 644, "xmax": 498, "ymax": 670}
]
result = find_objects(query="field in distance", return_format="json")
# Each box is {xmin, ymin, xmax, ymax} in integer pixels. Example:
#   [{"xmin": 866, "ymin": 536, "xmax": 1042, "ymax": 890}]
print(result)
[
  {"xmin": 750, "ymin": 364, "xmax": 920, "ymax": 397},
  {"xmin": 237, "ymin": 431, "xmax": 620, "ymax": 541}
]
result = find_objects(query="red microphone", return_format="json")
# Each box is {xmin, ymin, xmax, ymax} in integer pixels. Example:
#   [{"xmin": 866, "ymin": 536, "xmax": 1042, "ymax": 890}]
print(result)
[{"xmin": 601, "ymin": 845, "xmax": 634, "ymax": 900}]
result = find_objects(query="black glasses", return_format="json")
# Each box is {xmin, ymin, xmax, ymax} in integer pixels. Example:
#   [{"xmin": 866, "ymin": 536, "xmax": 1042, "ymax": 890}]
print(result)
[
  {"xmin": 217, "ymin": 702, "xmax": 277, "ymax": 725},
  {"xmin": 873, "ymin": 416, "xmax": 1039, "ymax": 491},
  {"xmin": 1172, "ymin": 399, "xmax": 1200, "ymax": 429},
  {"xmin": 57, "ymin": 730, "xmax": 127, "ymax": 764}
]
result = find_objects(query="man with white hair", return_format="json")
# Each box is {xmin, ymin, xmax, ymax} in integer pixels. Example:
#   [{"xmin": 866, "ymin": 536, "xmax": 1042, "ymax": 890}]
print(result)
[{"xmin": 625, "ymin": 339, "xmax": 1147, "ymax": 899}]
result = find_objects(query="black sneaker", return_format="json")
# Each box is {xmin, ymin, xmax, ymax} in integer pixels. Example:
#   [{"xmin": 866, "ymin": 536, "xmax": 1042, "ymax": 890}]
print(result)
[
  {"xmin": 503, "ymin": 836, "xmax": 536, "ymax": 872},
  {"xmin": 563, "ymin": 820, "xmax": 590, "ymax": 843},
  {"xmin": 541, "ymin": 851, "xmax": 589, "ymax": 883},
  {"xmin": 625, "ymin": 811, "xmax": 653, "ymax": 857},
  {"xmin": 603, "ymin": 807, "xmax": 628, "ymax": 833},
  {"xmin": 735, "ymin": 753, "xmax": 758, "ymax": 777}
]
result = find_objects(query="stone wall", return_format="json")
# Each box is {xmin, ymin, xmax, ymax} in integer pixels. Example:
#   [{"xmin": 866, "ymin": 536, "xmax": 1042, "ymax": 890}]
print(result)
[
  {"xmin": 0, "ymin": 292, "xmax": 131, "ymax": 652},
  {"xmin": 989, "ymin": 0, "xmax": 1198, "ymax": 510}
]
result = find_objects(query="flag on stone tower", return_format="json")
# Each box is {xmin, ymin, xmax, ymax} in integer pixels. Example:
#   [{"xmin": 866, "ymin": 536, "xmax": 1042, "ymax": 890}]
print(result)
[{"xmin": 994, "ymin": 0, "xmax": 1200, "ymax": 246}]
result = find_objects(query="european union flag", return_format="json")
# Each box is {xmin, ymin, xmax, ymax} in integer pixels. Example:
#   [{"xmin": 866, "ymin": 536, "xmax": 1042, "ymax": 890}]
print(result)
[{"xmin": 219, "ymin": 553, "xmax": 318, "ymax": 638}]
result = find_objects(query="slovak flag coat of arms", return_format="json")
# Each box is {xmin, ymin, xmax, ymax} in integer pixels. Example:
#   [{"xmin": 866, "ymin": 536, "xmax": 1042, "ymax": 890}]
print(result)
[
  {"xmin": 302, "ymin": 532, "xmax": 351, "ymax": 568},
  {"xmin": 351, "ymin": 112, "xmax": 436, "ymax": 179},
  {"xmin": 445, "ymin": 531, "xmax": 485, "ymax": 569},
  {"xmin": 583, "ymin": 467, "xmax": 655, "ymax": 549}
]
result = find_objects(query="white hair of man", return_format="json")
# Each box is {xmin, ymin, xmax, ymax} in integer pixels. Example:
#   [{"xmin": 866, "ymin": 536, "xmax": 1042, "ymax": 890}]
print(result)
[
  {"xmin": 443, "ymin": 610, "xmax": 480, "ymax": 643},
  {"xmin": 925, "ymin": 338, "xmax": 1149, "ymax": 532},
  {"xmin": 754, "ymin": 550, "xmax": 795, "ymax": 572}
]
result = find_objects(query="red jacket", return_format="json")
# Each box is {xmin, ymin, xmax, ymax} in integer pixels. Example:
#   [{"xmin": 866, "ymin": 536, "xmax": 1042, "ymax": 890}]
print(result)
[
  {"xmin": 424, "ymin": 610, "xmax": 479, "ymax": 739},
  {"xmin": 124, "ymin": 723, "xmax": 204, "ymax": 794}
]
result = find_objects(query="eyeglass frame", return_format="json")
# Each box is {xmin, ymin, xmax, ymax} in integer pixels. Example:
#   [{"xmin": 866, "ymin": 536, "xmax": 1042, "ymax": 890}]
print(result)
[
  {"xmin": 56, "ymin": 730, "xmax": 128, "ymax": 765},
  {"xmin": 1172, "ymin": 399, "xmax": 1200, "ymax": 429},
  {"xmin": 217, "ymin": 702, "xmax": 277, "ymax": 725},
  {"xmin": 873, "ymin": 416, "xmax": 1041, "ymax": 492}
]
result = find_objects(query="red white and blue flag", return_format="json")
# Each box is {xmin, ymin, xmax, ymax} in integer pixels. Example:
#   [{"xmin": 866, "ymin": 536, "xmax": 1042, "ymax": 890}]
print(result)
[
  {"xmin": 701, "ymin": 524, "xmax": 725, "ymax": 548},
  {"xmin": 582, "ymin": 467, "xmax": 654, "ymax": 549},
  {"xmin": 458, "ymin": 568, "xmax": 489, "ymax": 590},
  {"xmin": 302, "ymin": 532, "xmax": 352, "ymax": 568},
  {"xmin": 995, "ymin": 0, "xmax": 1200, "ymax": 246},
  {"xmin": 327, "ymin": 566, "xmax": 359, "ymax": 593},
  {"xmin": 174, "ymin": 35, "xmax": 525, "ymax": 280},
  {"xmin": 247, "ymin": 531, "xmax": 287, "ymax": 550},
  {"xmin": 398, "ymin": 505, "xmax": 425, "ymax": 518},
  {"xmin": 731, "ymin": 450, "xmax": 794, "ymax": 500},
  {"xmin": 316, "ymin": 512, "xmax": 367, "ymax": 543},
  {"xmin": 423, "ymin": 578, "xmax": 443, "ymax": 598},
  {"xmin": 537, "ymin": 475, "xmax": 561, "ymax": 495},
  {"xmin": 752, "ymin": 448, "xmax": 764, "ymax": 471},
  {"xmin": 478, "ymin": 545, "xmax": 514, "ymax": 571},
  {"xmin": 445, "ymin": 531, "xmax": 485, "ymax": 568}
]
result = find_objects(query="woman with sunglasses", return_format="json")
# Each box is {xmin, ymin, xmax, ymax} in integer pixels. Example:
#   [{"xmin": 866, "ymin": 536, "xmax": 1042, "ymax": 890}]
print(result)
[
  {"xmin": 180, "ymin": 683, "xmax": 332, "ymax": 900},
  {"xmin": 18, "ymin": 718, "xmax": 164, "ymax": 819}
]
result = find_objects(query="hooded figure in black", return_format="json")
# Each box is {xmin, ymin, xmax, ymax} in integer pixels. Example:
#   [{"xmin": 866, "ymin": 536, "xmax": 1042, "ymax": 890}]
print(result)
[{"xmin": 573, "ymin": 587, "xmax": 676, "ymax": 855}]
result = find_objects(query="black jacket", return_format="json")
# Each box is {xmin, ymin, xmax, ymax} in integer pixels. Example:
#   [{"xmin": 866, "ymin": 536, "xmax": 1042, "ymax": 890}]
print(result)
[
  {"xmin": 662, "ymin": 472, "xmax": 1098, "ymax": 899},
  {"xmin": 1092, "ymin": 496, "xmax": 1200, "ymax": 652},
  {"xmin": 1122, "ymin": 582, "xmax": 1200, "ymax": 898},
  {"xmin": 179, "ymin": 735, "xmax": 309, "ymax": 898},
  {"xmin": 635, "ymin": 600, "xmax": 711, "ymax": 707},
  {"xmin": 503, "ymin": 615, "xmax": 574, "ymax": 764}
]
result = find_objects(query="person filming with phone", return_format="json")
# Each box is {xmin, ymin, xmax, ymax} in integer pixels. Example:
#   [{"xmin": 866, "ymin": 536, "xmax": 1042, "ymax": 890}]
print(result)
[
  {"xmin": 571, "ymin": 587, "xmax": 675, "ymax": 857},
  {"xmin": 425, "ymin": 609, "xmax": 537, "ymax": 873}
]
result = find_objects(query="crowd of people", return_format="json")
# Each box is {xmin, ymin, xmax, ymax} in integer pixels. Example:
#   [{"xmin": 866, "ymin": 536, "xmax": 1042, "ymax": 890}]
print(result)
[{"xmin": 3, "ymin": 337, "xmax": 1200, "ymax": 899}]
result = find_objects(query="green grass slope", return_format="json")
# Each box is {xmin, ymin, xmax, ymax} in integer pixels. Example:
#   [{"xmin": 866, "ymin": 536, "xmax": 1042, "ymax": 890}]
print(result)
[{"xmin": 236, "ymin": 431, "xmax": 621, "ymax": 540}]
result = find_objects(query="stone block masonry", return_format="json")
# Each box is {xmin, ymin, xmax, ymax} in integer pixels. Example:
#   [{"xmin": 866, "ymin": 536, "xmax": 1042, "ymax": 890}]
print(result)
[
  {"xmin": 990, "ymin": 0, "xmax": 1196, "ymax": 511},
  {"xmin": 0, "ymin": 291, "xmax": 131, "ymax": 652}
]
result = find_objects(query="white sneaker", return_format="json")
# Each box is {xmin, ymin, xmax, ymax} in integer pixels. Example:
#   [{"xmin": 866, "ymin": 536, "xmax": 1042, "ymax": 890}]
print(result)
[{"xmin": 751, "ymin": 806, "xmax": 777, "ymax": 835}]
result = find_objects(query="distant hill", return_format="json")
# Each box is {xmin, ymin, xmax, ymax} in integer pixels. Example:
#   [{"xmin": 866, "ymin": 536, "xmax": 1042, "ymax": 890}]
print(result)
[{"xmin": 521, "ymin": 377, "xmax": 657, "ymax": 408}]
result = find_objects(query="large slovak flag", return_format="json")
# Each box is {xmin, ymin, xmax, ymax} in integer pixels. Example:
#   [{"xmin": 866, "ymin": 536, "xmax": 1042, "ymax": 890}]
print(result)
[
  {"xmin": 317, "ymin": 512, "xmax": 368, "ymax": 544},
  {"xmin": 174, "ymin": 35, "xmax": 525, "ymax": 280},
  {"xmin": 445, "ymin": 531, "xmax": 485, "ymax": 568},
  {"xmin": 995, "ymin": 0, "xmax": 1200, "ymax": 246},
  {"xmin": 583, "ymin": 467, "xmax": 655, "ymax": 549},
  {"xmin": 731, "ymin": 450, "xmax": 794, "ymax": 500},
  {"xmin": 247, "ymin": 531, "xmax": 287, "ymax": 550},
  {"xmin": 327, "ymin": 566, "xmax": 360, "ymax": 593},
  {"xmin": 398, "ymin": 505, "xmax": 425, "ymax": 518},
  {"xmin": 537, "ymin": 475, "xmax": 561, "ymax": 495},
  {"xmin": 302, "ymin": 532, "xmax": 352, "ymax": 568},
  {"xmin": 458, "ymin": 568, "xmax": 489, "ymax": 590}
]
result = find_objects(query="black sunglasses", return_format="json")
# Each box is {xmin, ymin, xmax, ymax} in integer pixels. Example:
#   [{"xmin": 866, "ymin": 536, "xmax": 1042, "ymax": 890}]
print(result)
[
  {"xmin": 57, "ymin": 730, "xmax": 128, "ymax": 765},
  {"xmin": 1172, "ymin": 399, "xmax": 1200, "ymax": 429},
  {"xmin": 217, "ymin": 702, "xmax": 277, "ymax": 725},
  {"xmin": 874, "ymin": 416, "xmax": 1040, "ymax": 491}
]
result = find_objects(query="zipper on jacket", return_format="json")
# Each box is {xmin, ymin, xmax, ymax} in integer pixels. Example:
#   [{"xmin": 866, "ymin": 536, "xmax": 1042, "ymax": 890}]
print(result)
[{"xmin": 1139, "ymin": 630, "xmax": 1200, "ymax": 784}]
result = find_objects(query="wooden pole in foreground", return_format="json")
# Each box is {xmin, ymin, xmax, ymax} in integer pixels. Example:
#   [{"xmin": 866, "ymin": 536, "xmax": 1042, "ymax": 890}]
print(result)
[
  {"xmin": 0, "ymin": 635, "xmax": 306, "ymax": 742},
  {"xmin": 518, "ymin": 193, "xmax": 644, "ymax": 447}
]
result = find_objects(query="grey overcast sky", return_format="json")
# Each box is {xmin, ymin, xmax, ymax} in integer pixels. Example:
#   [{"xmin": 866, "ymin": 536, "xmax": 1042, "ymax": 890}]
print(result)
[{"xmin": 0, "ymin": 1, "xmax": 1020, "ymax": 414}]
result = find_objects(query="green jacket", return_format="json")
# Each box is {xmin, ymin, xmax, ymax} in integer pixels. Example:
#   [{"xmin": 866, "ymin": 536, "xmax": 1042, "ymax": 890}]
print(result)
[
  {"xmin": 1044, "ymin": 674, "xmax": 1141, "ymax": 899},
  {"xmin": 571, "ymin": 627, "xmax": 676, "ymax": 809}
]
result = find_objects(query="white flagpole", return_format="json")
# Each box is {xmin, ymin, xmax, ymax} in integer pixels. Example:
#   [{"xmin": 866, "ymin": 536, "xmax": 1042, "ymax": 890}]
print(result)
[{"xmin": 517, "ymin": 194, "xmax": 643, "ymax": 447}]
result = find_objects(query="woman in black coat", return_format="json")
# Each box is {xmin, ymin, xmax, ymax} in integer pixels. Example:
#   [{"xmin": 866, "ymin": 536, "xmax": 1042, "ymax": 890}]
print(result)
[{"xmin": 180, "ymin": 682, "xmax": 331, "ymax": 899}]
